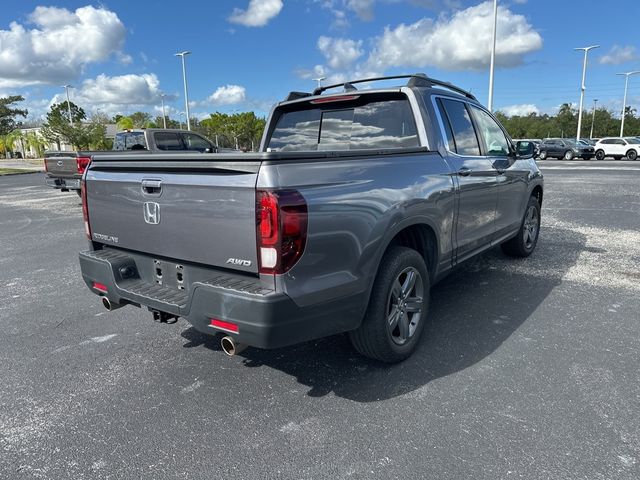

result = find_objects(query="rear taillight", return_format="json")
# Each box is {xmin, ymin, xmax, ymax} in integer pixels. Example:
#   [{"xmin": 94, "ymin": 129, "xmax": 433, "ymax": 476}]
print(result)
[
  {"xmin": 76, "ymin": 156, "xmax": 91, "ymax": 174},
  {"xmin": 81, "ymin": 179, "xmax": 91, "ymax": 239},
  {"xmin": 43, "ymin": 158, "xmax": 49, "ymax": 173},
  {"xmin": 256, "ymin": 190, "xmax": 308, "ymax": 274}
]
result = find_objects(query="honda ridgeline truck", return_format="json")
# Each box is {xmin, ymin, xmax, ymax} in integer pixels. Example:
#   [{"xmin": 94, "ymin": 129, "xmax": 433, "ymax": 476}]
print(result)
[
  {"xmin": 79, "ymin": 74, "xmax": 543, "ymax": 363},
  {"xmin": 45, "ymin": 129, "xmax": 216, "ymax": 194}
]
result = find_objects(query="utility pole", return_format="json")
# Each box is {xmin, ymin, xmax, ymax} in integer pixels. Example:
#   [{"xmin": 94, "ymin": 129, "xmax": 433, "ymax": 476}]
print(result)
[
  {"xmin": 617, "ymin": 71, "xmax": 640, "ymax": 137},
  {"xmin": 174, "ymin": 51, "xmax": 192, "ymax": 130},
  {"xmin": 160, "ymin": 93, "xmax": 167, "ymax": 129},
  {"xmin": 62, "ymin": 85, "xmax": 74, "ymax": 126},
  {"xmin": 574, "ymin": 45, "xmax": 600, "ymax": 141},
  {"xmin": 590, "ymin": 99, "xmax": 598, "ymax": 139},
  {"xmin": 487, "ymin": 0, "xmax": 498, "ymax": 111}
]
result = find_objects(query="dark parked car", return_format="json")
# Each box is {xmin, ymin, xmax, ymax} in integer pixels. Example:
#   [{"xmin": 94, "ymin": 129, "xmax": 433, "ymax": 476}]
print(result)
[{"xmin": 538, "ymin": 138, "xmax": 594, "ymax": 160}]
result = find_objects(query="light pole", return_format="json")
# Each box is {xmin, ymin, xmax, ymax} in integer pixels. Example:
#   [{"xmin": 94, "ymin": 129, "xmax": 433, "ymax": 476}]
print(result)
[
  {"xmin": 617, "ymin": 71, "xmax": 640, "ymax": 137},
  {"xmin": 62, "ymin": 84, "xmax": 74, "ymax": 126},
  {"xmin": 574, "ymin": 45, "xmax": 600, "ymax": 141},
  {"xmin": 178, "ymin": 112, "xmax": 185, "ymax": 130},
  {"xmin": 174, "ymin": 51, "xmax": 192, "ymax": 130},
  {"xmin": 160, "ymin": 93, "xmax": 167, "ymax": 129},
  {"xmin": 313, "ymin": 76, "xmax": 326, "ymax": 89},
  {"xmin": 590, "ymin": 99, "xmax": 598, "ymax": 139},
  {"xmin": 487, "ymin": 0, "xmax": 498, "ymax": 111}
]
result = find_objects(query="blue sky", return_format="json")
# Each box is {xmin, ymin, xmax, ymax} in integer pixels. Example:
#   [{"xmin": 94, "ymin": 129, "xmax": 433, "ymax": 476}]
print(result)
[{"xmin": 1, "ymin": 0, "xmax": 639, "ymax": 122}]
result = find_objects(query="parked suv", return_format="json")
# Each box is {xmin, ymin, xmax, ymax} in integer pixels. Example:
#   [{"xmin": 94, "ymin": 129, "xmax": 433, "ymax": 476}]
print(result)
[
  {"xmin": 538, "ymin": 138, "xmax": 595, "ymax": 160},
  {"xmin": 594, "ymin": 137, "xmax": 640, "ymax": 160},
  {"xmin": 79, "ymin": 74, "xmax": 543, "ymax": 363}
]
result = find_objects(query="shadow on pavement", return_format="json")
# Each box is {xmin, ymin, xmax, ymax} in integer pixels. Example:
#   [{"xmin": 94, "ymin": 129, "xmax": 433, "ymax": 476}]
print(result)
[{"xmin": 181, "ymin": 225, "xmax": 585, "ymax": 402}]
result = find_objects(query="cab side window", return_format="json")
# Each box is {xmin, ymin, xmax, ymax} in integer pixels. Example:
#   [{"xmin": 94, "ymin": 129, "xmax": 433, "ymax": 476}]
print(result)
[
  {"xmin": 182, "ymin": 133, "xmax": 213, "ymax": 152},
  {"xmin": 470, "ymin": 106, "xmax": 510, "ymax": 156},
  {"xmin": 155, "ymin": 132, "xmax": 184, "ymax": 150},
  {"xmin": 437, "ymin": 98, "xmax": 481, "ymax": 156}
]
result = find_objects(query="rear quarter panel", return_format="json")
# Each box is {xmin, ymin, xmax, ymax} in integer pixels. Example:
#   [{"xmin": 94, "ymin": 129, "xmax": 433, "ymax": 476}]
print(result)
[{"xmin": 257, "ymin": 152, "xmax": 455, "ymax": 311}]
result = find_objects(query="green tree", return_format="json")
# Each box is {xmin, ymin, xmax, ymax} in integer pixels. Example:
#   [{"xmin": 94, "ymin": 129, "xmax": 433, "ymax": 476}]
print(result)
[
  {"xmin": 129, "ymin": 111, "xmax": 152, "ymax": 128},
  {"xmin": 116, "ymin": 116, "xmax": 134, "ymax": 130},
  {"xmin": 41, "ymin": 101, "xmax": 87, "ymax": 149},
  {"xmin": 0, "ymin": 96, "xmax": 28, "ymax": 136}
]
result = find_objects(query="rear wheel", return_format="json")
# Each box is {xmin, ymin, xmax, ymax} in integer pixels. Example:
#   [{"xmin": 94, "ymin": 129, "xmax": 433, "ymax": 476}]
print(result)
[
  {"xmin": 538, "ymin": 151, "xmax": 548, "ymax": 160},
  {"xmin": 626, "ymin": 149, "xmax": 637, "ymax": 161},
  {"xmin": 501, "ymin": 196, "xmax": 541, "ymax": 258},
  {"xmin": 595, "ymin": 149, "xmax": 605, "ymax": 160},
  {"xmin": 563, "ymin": 150, "xmax": 574, "ymax": 160},
  {"xmin": 349, "ymin": 247, "xmax": 429, "ymax": 363}
]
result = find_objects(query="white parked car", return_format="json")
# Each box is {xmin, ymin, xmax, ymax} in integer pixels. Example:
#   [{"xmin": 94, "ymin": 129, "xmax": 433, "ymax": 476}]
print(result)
[{"xmin": 594, "ymin": 137, "xmax": 640, "ymax": 160}]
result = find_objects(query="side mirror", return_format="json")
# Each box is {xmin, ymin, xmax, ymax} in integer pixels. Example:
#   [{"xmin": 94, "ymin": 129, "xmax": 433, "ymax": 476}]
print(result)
[{"xmin": 516, "ymin": 140, "xmax": 534, "ymax": 158}]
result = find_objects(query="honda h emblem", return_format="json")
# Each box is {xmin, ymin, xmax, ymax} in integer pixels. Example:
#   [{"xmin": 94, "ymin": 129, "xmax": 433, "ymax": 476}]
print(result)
[{"xmin": 143, "ymin": 202, "xmax": 160, "ymax": 225}]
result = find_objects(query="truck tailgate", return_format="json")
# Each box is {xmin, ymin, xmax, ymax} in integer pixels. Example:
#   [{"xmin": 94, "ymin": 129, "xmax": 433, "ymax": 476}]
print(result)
[
  {"xmin": 44, "ymin": 153, "xmax": 78, "ymax": 176},
  {"xmin": 85, "ymin": 158, "xmax": 261, "ymax": 274}
]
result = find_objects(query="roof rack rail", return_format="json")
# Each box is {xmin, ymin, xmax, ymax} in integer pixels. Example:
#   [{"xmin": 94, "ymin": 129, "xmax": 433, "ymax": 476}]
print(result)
[{"xmin": 292, "ymin": 73, "xmax": 477, "ymax": 101}]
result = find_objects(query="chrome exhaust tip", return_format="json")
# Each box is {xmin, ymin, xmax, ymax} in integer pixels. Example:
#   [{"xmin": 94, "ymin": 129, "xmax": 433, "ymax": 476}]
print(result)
[
  {"xmin": 102, "ymin": 297, "xmax": 123, "ymax": 311},
  {"xmin": 220, "ymin": 336, "xmax": 247, "ymax": 356}
]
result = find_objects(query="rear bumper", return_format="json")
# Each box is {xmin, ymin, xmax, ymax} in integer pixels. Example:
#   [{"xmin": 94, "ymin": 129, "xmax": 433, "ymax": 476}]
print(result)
[
  {"xmin": 79, "ymin": 248, "xmax": 362, "ymax": 349},
  {"xmin": 45, "ymin": 176, "xmax": 81, "ymax": 190}
]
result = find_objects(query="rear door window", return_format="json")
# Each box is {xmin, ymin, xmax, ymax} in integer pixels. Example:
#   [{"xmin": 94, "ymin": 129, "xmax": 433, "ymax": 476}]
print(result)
[
  {"xmin": 155, "ymin": 132, "xmax": 184, "ymax": 151},
  {"xmin": 267, "ymin": 95, "xmax": 419, "ymax": 151},
  {"xmin": 182, "ymin": 133, "xmax": 212, "ymax": 152},
  {"xmin": 437, "ymin": 98, "xmax": 481, "ymax": 156}
]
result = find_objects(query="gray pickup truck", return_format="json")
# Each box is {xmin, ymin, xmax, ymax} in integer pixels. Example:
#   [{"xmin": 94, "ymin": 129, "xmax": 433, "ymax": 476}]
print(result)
[
  {"xmin": 79, "ymin": 74, "xmax": 543, "ymax": 363},
  {"xmin": 44, "ymin": 129, "xmax": 216, "ymax": 194}
]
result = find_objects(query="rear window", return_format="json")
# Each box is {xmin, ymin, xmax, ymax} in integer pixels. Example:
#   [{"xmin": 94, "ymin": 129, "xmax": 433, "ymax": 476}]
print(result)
[
  {"xmin": 114, "ymin": 132, "xmax": 146, "ymax": 150},
  {"xmin": 266, "ymin": 94, "xmax": 419, "ymax": 152},
  {"xmin": 155, "ymin": 132, "xmax": 184, "ymax": 150}
]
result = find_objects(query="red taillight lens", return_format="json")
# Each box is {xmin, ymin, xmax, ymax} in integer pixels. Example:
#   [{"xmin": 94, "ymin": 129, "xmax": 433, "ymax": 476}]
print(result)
[
  {"xmin": 256, "ymin": 190, "xmax": 308, "ymax": 275},
  {"xmin": 92, "ymin": 281, "xmax": 108, "ymax": 293},
  {"xmin": 43, "ymin": 158, "xmax": 49, "ymax": 173},
  {"xmin": 81, "ymin": 179, "xmax": 91, "ymax": 239},
  {"xmin": 76, "ymin": 156, "xmax": 91, "ymax": 174}
]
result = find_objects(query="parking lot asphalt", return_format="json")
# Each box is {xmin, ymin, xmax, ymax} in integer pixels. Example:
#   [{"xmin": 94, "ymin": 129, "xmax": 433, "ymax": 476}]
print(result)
[{"xmin": 1, "ymin": 161, "xmax": 639, "ymax": 479}]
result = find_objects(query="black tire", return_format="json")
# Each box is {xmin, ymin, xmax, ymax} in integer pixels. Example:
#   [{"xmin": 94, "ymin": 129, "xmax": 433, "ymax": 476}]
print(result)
[
  {"xmin": 538, "ymin": 151, "xmax": 547, "ymax": 160},
  {"xmin": 563, "ymin": 150, "xmax": 574, "ymax": 160},
  {"xmin": 626, "ymin": 149, "xmax": 637, "ymax": 161},
  {"xmin": 501, "ymin": 196, "xmax": 541, "ymax": 258},
  {"xmin": 349, "ymin": 246, "xmax": 430, "ymax": 363},
  {"xmin": 595, "ymin": 149, "xmax": 605, "ymax": 160}
]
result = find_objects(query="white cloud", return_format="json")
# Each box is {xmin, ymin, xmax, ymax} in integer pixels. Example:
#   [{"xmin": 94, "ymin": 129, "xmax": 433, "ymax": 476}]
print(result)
[
  {"xmin": 0, "ymin": 6, "xmax": 127, "ymax": 88},
  {"xmin": 498, "ymin": 103, "xmax": 539, "ymax": 116},
  {"xmin": 317, "ymin": 36, "xmax": 364, "ymax": 69},
  {"xmin": 228, "ymin": 0, "xmax": 283, "ymax": 27},
  {"xmin": 208, "ymin": 85, "xmax": 247, "ymax": 105},
  {"xmin": 599, "ymin": 45, "xmax": 640, "ymax": 65},
  {"xmin": 296, "ymin": 64, "xmax": 329, "ymax": 80},
  {"xmin": 347, "ymin": 0, "xmax": 375, "ymax": 20},
  {"xmin": 366, "ymin": 1, "xmax": 542, "ymax": 71}
]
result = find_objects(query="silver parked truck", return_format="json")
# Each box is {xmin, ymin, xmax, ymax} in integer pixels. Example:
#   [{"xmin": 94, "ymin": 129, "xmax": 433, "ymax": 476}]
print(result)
[{"xmin": 79, "ymin": 74, "xmax": 543, "ymax": 363}]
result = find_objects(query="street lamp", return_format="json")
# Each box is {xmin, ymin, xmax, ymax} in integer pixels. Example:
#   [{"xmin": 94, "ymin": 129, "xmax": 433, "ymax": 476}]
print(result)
[
  {"xmin": 160, "ymin": 93, "xmax": 167, "ymax": 129},
  {"xmin": 590, "ymin": 99, "xmax": 598, "ymax": 140},
  {"xmin": 62, "ymin": 84, "xmax": 74, "ymax": 126},
  {"xmin": 487, "ymin": 0, "xmax": 498, "ymax": 111},
  {"xmin": 616, "ymin": 71, "xmax": 640, "ymax": 137},
  {"xmin": 178, "ymin": 112, "xmax": 185, "ymax": 130},
  {"xmin": 574, "ymin": 45, "xmax": 600, "ymax": 141},
  {"xmin": 313, "ymin": 76, "xmax": 326, "ymax": 89},
  {"xmin": 174, "ymin": 51, "xmax": 192, "ymax": 130}
]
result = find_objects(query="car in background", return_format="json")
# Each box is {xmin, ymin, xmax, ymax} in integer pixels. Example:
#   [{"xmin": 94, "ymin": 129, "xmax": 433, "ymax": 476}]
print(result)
[
  {"xmin": 594, "ymin": 137, "xmax": 640, "ymax": 160},
  {"xmin": 538, "ymin": 138, "xmax": 595, "ymax": 160},
  {"xmin": 579, "ymin": 138, "xmax": 596, "ymax": 146}
]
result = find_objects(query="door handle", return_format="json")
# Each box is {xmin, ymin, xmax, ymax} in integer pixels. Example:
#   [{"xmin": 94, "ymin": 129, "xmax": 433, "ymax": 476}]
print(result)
[
  {"xmin": 141, "ymin": 179, "xmax": 162, "ymax": 195},
  {"xmin": 458, "ymin": 167, "xmax": 472, "ymax": 176}
]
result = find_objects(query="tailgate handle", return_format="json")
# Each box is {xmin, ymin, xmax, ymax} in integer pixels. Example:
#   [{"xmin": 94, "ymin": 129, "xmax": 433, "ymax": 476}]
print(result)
[{"xmin": 141, "ymin": 179, "xmax": 162, "ymax": 196}]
